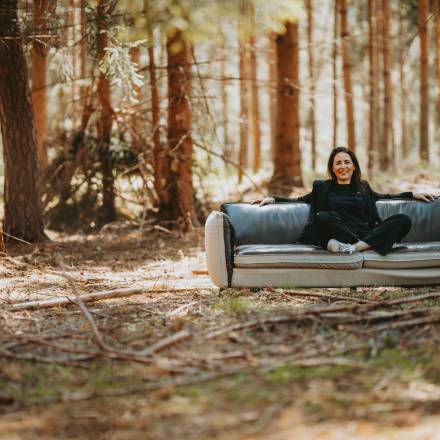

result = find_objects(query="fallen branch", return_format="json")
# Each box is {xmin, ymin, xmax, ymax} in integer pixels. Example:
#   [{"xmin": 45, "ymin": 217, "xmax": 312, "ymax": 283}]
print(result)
[
  {"xmin": 367, "ymin": 312, "xmax": 440, "ymax": 332},
  {"xmin": 9, "ymin": 287, "xmax": 206, "ymax": 311},
  {"xmin": 384, "ymin": 291, "xmax": 440, "ymax": 306},
  {"xmin": 265, "ymin": 286, "xmax": 376, "ymax": 303},
  {"xmin": 206, "ymin": 291, "xmax": 440, "ymax": 338},
  {"xmin": 139, "ymin": 329, "xmax": 192, "ymax": 356}
]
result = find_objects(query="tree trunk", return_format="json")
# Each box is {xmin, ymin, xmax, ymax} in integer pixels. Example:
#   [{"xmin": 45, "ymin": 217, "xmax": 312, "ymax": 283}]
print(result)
[
  {"xmin": 380, "ymin": 0, "xmax": 393, "ymax": 170},
  {"xmin": 367, "ymin": 0, "xmax": 379, "ymax": 174},
  {"xmin": 249, "ymin": 33, "xmax": 261, "ymax": 173},
  {"xmin": 339, "ymin": 0, "xmax": 356, "ymax": 151},
  {"xmin": 220, "ymin": 35, "xmax": 230, "ymax": 155},
  {"xmin": 69, "ymin": 0, "xmax": 78, "ymax": 128},
  {"xmin": 0, "ymin": 0, "xmax": 46, "ymax": 242},
  {"xmin": 398, "ymin": 0, "xmax": 409, "ymax": 159},
  {"xmin": 0, "ymin": 225, "xmax": 5, "ymax": 254},
  {"xmin": 268, "ymin": 32, "xmax": 278, "ymax": 160},
  {"xmin": 130, "ymin": 45, "xmax": 143, "ymax": 153},
  {"xmin": 419, "ymin": 0, "xmax": 429, "ymax": 162},
  {"xmin": 435, "ymin": 0, "xmax": 440, "ymax": 162},
  {"xmin": 306, "ymin": 0, "xmax": 317, "ymax": 171},
  {"xmin": 238, "ymin": 38, "xmax": 250, "ymax": 183},
  {"xmin": 32, "ymin": 0, "xmax": 51, "ymax": 171},
  {"xmin": 96, "ymin": 0, "xmax": 116, "ymax": 222},
  {"xmin": 269, "ymin": 22, "xmax": 303, "ymax": 194},
  {"xmin": 332, "ymin": 0, "xmax": 339, "ymax": 148},
  {"xmin": 80, "ymin": 0, "xmax": 88, "ymax": 106},
  {"xmin": 145, "ymin": 1, "xmax": 165, "ymax": 206},
  {"xmin": 164, "ymin": 30, "xmax": 197, "ymax": 228}
]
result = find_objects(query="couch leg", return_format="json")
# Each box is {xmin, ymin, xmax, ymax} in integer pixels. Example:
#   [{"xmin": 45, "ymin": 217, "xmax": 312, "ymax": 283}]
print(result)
[{"xmin": 350, "ymin": 286, "xmax": 358, "ymax": 292}]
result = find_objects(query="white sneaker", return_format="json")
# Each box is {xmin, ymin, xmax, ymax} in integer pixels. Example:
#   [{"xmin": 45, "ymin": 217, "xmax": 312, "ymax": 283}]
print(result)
[{"xmin": 327, "ymin": 239, "xmax": 355, "ymax": 254}]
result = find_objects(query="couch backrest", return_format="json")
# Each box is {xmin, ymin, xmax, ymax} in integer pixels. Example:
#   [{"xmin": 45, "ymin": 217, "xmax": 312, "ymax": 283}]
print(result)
[{"xmin": 221, "ymin": 199, "xmax": 440, "ymax": 245}]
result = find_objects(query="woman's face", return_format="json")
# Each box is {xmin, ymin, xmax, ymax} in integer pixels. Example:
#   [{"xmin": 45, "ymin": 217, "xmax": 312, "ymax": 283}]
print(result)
[{"xmin": 333, "ymin": 152, "xmax": 355, "ymax": 184}]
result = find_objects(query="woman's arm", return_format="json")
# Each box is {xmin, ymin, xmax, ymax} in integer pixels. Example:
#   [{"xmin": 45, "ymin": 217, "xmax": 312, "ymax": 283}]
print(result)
[
  {"xmin": 250, "ymin": 191, "xmax": 312, "ymax": 206},
  {"xmin": 365, "ymin": 182, "xmax": 437, "ymax": 202}
]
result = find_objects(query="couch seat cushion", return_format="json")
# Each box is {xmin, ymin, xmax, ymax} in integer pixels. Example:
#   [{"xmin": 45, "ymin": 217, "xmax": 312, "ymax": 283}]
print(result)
[
  {"xmin": 363, "ymin": 242, "xmax": 440, "ymax": 269},
  {"xmin": 234, "ymin": 244, "xmax": 363, "ymax": 269}
]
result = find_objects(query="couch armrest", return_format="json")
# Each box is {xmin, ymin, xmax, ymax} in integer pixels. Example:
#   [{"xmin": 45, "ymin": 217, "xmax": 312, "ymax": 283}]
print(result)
[{"xmin": 205, "ymin": 211, "xmax": 234, "ymax": 287}]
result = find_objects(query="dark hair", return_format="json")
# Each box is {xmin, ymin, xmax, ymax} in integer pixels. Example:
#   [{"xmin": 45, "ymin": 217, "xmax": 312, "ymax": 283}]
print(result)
[{"xmin": 327, "ymin": 146, "xmax": 363, "ymax": 189}]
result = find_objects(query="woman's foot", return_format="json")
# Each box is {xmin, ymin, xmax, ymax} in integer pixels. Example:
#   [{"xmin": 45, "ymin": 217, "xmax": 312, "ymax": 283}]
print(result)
[
  {"xmin": 327, "ymin": 239, "xmax": 355, "ymax": 254},
  {"xmin": 353, "ymin": 240, "xmax": 370, "ymax": 252}
]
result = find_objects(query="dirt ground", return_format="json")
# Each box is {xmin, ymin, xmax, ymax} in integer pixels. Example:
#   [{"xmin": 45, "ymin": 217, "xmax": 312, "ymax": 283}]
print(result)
[
  {"xmin": 1, "ymin": 172, "xmax": 440, "ymax": 439},
  {"xmin": 0, "ymin": 223, "xmax": 440, "ymax": 440}
]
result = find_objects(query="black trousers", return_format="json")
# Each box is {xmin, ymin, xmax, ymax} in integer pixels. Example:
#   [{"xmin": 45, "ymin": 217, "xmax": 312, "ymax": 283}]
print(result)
[{"xmin": 314, "ymin": 211, "xmax": 412, "ymax": 256}]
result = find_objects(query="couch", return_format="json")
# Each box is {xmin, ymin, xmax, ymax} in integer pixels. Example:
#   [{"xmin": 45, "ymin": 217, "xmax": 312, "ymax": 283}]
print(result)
[{"xmin": 205, "ymin": 199, "xmax": 440, "ymax": 288}]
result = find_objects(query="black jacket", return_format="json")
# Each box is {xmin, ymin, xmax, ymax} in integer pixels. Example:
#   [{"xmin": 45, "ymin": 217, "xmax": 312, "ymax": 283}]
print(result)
[{"xmin": 273, "ymin": 179, "xmax": 413, "ymax": 245}]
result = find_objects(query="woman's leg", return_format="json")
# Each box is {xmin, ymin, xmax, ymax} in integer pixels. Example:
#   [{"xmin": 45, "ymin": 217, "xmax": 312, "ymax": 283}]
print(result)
[
  {"xmin": 360, "ymin": 214, "xmax": 412, "ymax": 256},
  {"xmin": 314, "ymin": 211, "xmax": 359, "ymax": 250}
]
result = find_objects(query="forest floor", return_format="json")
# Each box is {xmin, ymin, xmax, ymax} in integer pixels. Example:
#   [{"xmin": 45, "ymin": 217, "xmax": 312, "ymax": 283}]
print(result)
[{"xmin": 1, "ymin": 172, "xmax": 440, "ymax": 440}]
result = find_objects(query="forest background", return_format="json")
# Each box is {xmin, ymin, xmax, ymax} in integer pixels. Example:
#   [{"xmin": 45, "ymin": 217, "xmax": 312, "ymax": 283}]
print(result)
[{"xmin": 1, "ymin": 0, "xmax": 440, "ymax": 439}]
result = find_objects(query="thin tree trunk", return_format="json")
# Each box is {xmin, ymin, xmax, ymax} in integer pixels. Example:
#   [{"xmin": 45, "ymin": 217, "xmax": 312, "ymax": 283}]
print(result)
[
  {"xmin": 145, "ymin": 1, "xmax": 164, "ymax": 206},
  {"xmin": 130, "ymin": 45, "xmax": 143, "ymax": 153},
  {"xmin": 434, "ymin": 0, "xmax": 440, "ymax": 163},
  {"xmin": 398, "ymin": 0, "xmax": 409, "ymax": 159},
  {"xmin": 419, "ymin": 0, "xmax": 429, "ymax": 162},
  {"xmin": 268, "ymin": 32, "xmax": 278, "ymax": 160},
  {"xmin": 332, "ymin": 0, "xmax": 339, "ymax": 148},
  {"xmin": 306, "ymin": 0, "xmax": 317, "ymax": 171},
  {"xmin": 0, "ymin": 225, "xmax": 5, "ymax": 254},
  {"xmin": 380, "ymin": 0, "xmax": 393, "ymax": 170},
  {"xmin": 238, "ymin": 38, "xmax": 250, "ymax": 183},
  {"xmin": 165, "ymin": 30, "xmax": 197, "ymax": 228},
  {"xmin": 367, "ymin": 0, "xmax": 376, "ymax": 174},
  {"xmin": 80, "ymin": 0, "xmax": 87, "ymax": 95},
  {"xmin": 96, "ymin": 0, "xmax": 116, "ymax": 222},
  {"xmin": 249, "ymin": 33, "xmax": 261, "ymax": 173},
  {"xmin": 32, "ymin": 0, "xmax": 51, "ymax": 171},
  {"xmin": 69, "ymin": 0, "xmax": 78, "ymax": 128},
  {"xmin": 339, "ymin": 0, "xmax": 356, "ymax": 151},
  {"xmin": 269, "ymin": 22, "xmax": 303, "ymax": 194},
  {"xmin": 0, "ymin": 0, "xmax": 46, "ymax": 242},
  {"xmin": 220, "ymin": 35, "xmax": 230, "ymax": 155}
]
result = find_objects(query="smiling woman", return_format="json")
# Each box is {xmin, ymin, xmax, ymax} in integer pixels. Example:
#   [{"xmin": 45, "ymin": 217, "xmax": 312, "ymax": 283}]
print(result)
[{"xmin": 251, "ymin": 146, "xmax": 438, "ymax": 256}]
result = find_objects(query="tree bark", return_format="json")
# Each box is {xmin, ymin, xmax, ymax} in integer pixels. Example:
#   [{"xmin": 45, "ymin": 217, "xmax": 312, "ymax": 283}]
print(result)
[
  {"xmin": 268, "ymin": 32, "xmax": 278, "ymax": 160},
  {"xmin": 419, "ymin": 0, "xmax": 429, "ymax": 162},
  {"xmin": 269, "ymin": 22, "xmax": 303, "ymax": 194},
  {"xmin": 380, "ymin": 0, "xmax": 393, "ymax": 170},
  {"xmin": 96, "ymin": 0, "xmax": 116, "ymax": 222},
  {"xmin": 130, "ymin": 44, "xmax": 143, "ymax": 153},
  {"xmin": 0, "ymin": 0, "xmax": 46, "ymax": 242},
  {"xmin": 398, "ymin": 0, "xmax": 409, "ymax": 159},
  {"xmin": 144, "ymin": 1, "xmax": 164, "ymax": 206},
  {"xmin": 220, "ymin": 35, "xmax": 230, "ymax": 156},
  {"xmin": 435, "ymin": 0, "xmax": 440, "ymax": 162},
  {"xmin": 332, "ymin": 0, "xmax": 339, "ymax": 148},
  {"xmin": 32, "ymin": 0, "xmax": 52, "ymax": 171},
  {"xmin": 0, "ymin": 225, "xmax": 5, "ymax": 254},
  {"xmin": 69, "ymin": 0, "xmax": 79, "ymax": 128},
  {"xmin": 306, "ymin": 0, "xmax": 317, "ymax": 171},
  {"xmin": 79, "ymin": 0, "xmax": 88, "ymax": 107},
  {"xmin": 164, "ymin": 30, "xmax": 197, "ymax": 228},
  {"xmin": 339, "ymin": 0, "xmax": 356, "ymax": 151},
  {"xmin": 249, "ymin": 36, "xmax": 261, "ymax": 173},
  {"xmin": 238, "ymin": 38, "xmax": 250, "ymax": 183},
  {"xmin": 249, "ymin": 33, "xmax": 261, "ymax": 173},
  {"xmin": 367, "ymin": 0, "xmax": 377, "ymax": 174}
]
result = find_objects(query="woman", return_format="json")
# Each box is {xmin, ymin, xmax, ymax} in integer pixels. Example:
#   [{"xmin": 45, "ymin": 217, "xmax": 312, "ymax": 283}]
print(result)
[{"xmin": 252, "ymin": 147, "xmax": 437, "ymax": 255}]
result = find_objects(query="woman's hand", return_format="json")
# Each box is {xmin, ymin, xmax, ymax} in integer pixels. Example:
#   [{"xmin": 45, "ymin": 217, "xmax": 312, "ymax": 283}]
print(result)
[
  {"xmin": 413, "ymin": 192, "xmax": 438, "ymax": 202},
  {"xmin": 250, "ymin": 197, "xmax": 275, "ymax": 207}
]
